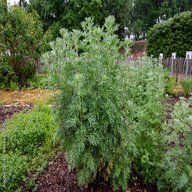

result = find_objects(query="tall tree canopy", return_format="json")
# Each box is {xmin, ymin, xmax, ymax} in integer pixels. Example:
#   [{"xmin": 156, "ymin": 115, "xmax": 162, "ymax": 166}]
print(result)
[
  {"xmin": 28, "ymin": 0, "xmax": 131, "ymax": 39},
  {"xmin": 27, "ymin": 0, "xmax": 192, "ymax": 40},
  {"xmin": 129, "ymin": 0, "xmax": 192, "ymax": 39}
]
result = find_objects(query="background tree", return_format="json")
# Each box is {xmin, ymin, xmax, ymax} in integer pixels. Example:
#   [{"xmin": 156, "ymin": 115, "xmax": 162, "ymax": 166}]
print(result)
[
  {"xmin": 102, "ymin": 0, "xmax": 132, "ymax": 39},
  {"xmin": 0, "ymin": 6, "xmax": 44, "ymax": 88},
  {"xmin": 28, "ymin": 0, "xmax": 192, "ymax": 40},
  {"xmin": 28, "ymin": 0, "xmax": 132, "ymax": 39},
  {"xmin": 129, "ymin": 0, "xmax": 192, "ymax": 39},
  {"xmin": 28, "ymin": 0, "xmax": 68, "ymax": 30},
  {"xmin": 0, "ymin": 0, "xmax": 7, "ymax": 15}
]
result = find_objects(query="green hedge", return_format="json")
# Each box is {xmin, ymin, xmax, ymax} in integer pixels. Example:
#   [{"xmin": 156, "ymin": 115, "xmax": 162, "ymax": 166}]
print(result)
[
  {"xmin": 147, "ymin": 11, "xmax": 192, "ymax": 58},
  {"xmin": 0, "ymin": 103, "xmax": 57, "ymax": 191}
]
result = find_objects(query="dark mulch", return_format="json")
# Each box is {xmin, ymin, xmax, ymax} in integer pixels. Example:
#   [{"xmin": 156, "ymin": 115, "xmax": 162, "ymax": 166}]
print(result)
[
  {"xmin": 0, "ymin": 103, "xmax": 33, "ymax": 124},
  {"xmin": 36, "ymin": 153, "xmax": 80, "ymax": 192},
  {"xmin": 35, "ymin": 153, "xmax": 157, "ymax": 192},
  {"xmin": 166, "ymin": 95, "xmax": 181, "ymax": 106}
]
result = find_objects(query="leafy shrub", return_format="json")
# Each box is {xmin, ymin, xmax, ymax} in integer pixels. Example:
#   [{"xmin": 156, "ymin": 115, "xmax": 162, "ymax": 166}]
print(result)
[
  {"xmin": 157, "ymin": 98, "xmax": 192, "ymax": 192},
  {"xmin": 0, "ymin": 152, "xmax": 28, "ymax": 192},
  {"xmin": 147, "ymin": 11, "xmax": 192, "ymax": 58},
  {"xmin": 123, "ymin": 57, "xmax": 165, "ymax": 183},
  {"xmin": 43, "ymin": 16, "xmax": 165, "ymax": 191},
  {"xmin": 0, "ymin": 103, "xmax": 57, "ymax": 191},
  {"xmin": 5, "ymin": 103, "xmax": 55, "ymax": 155},
  {"xmin": 181, "ymin": 79, "xmax": 192, "ymax": 96},
  {"xmin": 43, "ymin": 16, "xmax": 131, "ymax": 190},
  {"xmin": 0, "ymin": 6, "xmax": 44, "ymax": 88},
  {"xmin": 164, "ymin": 70, "xmax": 176, "ymax": 95},
  {"xmin": 0, "ymin": 58, "xmax": 18, "ymax": 89},
  {"xmin": 26, "ymin": 74, "xmax": 48, "ymax": 89}
]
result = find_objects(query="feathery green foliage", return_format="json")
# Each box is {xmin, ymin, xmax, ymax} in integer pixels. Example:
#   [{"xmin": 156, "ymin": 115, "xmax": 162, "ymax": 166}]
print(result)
[
  {"xmin": 43, "ymin": 16, "xmax": 133, "ymax": 190},
  {"xmin": 43, "ymin": 16, "xmax": 166, "ymax": 190}
]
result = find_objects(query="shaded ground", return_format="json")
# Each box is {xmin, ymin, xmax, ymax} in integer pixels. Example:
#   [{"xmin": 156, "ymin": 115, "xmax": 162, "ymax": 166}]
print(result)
[
  {"xmin": 0, "ymin": 89, "xmax": 58, "ymax": 105},
  {"xmin": 36, "ymin": 153, "xmax": 80, "ymax": 192}
]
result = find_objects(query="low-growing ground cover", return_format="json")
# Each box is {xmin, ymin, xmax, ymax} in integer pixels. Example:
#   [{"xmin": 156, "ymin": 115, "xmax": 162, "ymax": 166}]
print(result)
[
  {"xmin": 157, "ymin": 98, "xmax": 192, "ymax": 192},
  {"xmin": 0, "ymin": 103, "xmax": 58, "ymax": 192}
]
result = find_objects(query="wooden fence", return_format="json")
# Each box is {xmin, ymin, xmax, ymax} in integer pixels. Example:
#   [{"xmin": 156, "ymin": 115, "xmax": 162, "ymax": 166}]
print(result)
[
  {"xmin": 124, "ymin": 52, "xmax": 192, "ymax": 82},
  {"xmin": 160, "ymin": 52, "xmax": 192, "ymax": 82}
]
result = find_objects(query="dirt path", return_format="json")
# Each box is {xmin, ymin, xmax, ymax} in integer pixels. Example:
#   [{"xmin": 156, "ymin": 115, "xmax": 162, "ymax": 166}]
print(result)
[{"xmin": 0, "ymin": 89, "xmax": 58, "ymax": 105}]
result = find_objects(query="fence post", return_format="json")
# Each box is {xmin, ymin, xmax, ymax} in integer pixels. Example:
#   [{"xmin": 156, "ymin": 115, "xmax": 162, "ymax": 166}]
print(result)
[
  {"xmin": 171, "ymin": 53, "xmax": 176, "ymax": 75},
  {"xmin": 159, "ymin": 53, "xmax": 163, "ymax": 64},
  {"xmin": 176, "ymin": 58, "xmax": 181, "ymax": 83},
  {"xmin": 185, "ymin": 51, "xmax": 192, "ymax": 77}
]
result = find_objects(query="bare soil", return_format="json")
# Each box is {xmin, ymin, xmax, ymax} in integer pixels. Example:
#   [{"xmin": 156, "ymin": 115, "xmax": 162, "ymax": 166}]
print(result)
[{"xmin": 0, "ymin": 89, "xmax": 58, "ymax": 104}]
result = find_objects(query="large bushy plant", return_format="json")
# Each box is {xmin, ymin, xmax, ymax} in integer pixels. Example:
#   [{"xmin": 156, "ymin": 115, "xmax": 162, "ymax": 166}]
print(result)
[
  {"xmin": 43, "ymin": 17, "xmax": 165, "ymax": 190},
  {"xmin": 0, "ymin": 6, "xmax": 43, "ymax": 88},
  {"xmin": 43, "ymin": 16, "xmax": 133, "ymax": 190},
  {"xmin": 147, "ymin": 11, "xmax": 192, "ymax": 58}
]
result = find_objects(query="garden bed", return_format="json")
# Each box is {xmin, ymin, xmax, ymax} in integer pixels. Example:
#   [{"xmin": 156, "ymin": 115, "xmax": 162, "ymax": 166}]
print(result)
[
  {"xmin": 33, "ymin": 95, "xmax": 188, "ymax": 192},
  {"xmin": 1, "ymin": 94, "xmax": 190, "ymax": 192},
  {"xmin": 35, "ymin": 153, "xmax": 156, "ymax": 192}
]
